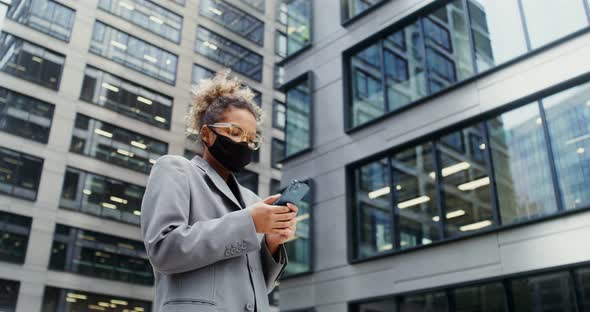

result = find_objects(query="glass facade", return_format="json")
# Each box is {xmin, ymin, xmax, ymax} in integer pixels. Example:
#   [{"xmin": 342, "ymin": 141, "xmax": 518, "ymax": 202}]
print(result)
[
  {"xmin": 343, "ymin": 0, "xmax": 385, "ymax": 22},
  {"xmin": 282, "ymin": 181, "xmax": 312, "ymax": 277},
  {"xmin": 346, "ymin": 0, "xmax": 590, "ymax": 129},
  {"xmin": 235, "ymin": 169, "xmax": 259, "ymax": 193},
  {"xmin": 49, "ymin": 224, "xmax": 153, "ymax": 285},
  {"xmin": 90, "ymin": 22, "xmax": 178, "ymax": 85},
  {"xmin": 6, "ymin": 0, "xmax": 75, "ymax": 42},
  {"xmin": 284, "ymin": 74, "xmax": 312, "ymax": 158},
  {"xmin": 80, "ymin": 66, "xmax": 173, "ymax": 129},
  {"xmin": 0, "ymin": 211, "xmax": 32, "ymax": 264},
  {"xmin": 42, "ymin": 286, "xmax": 152, "ymax": 312},
  {"xmin": 353, "ymin": 265, "xmax": 590, "ymax": 311},
  {"xmin": 195, "ymin": 26, "xmax": 263, "ymax": 82},
  {"xmin": 69, "ymin": 114, "xmax": 168, "ymax": 174},
  {"xmin": 0, "ymin": 279, "xmax": 19, "ymax": 312},
  {"xmin": 240, "ymin": 0, "xmax": 265, "ymax": 12},
  {"xmin": 0, "ymin": 87, "xmax": 54, "ymax": 143},
  {"xmin": 0, "ymin": 146, "xmax": 43, "ymax": 201},
  {"xmin": 273, "ymin": 100, "xmax": 286, "ymax": 130},
  {"xmin": 60, "ymin": 167, "xmax": 145, "ymax": 226},
  {"xmin": 271, "ymin": 138, "xmax": 285, "ymax": 169},
  {"xmin": 98, "ymin": 0, "xmax": 183, "ymax": 43},
  {"xmin": 0, "ymin": 32, "xmax": 65, "ymax": 90},
  {"xmin": 351, "ymin": 80, "xmax": 590, "ymax": 259},
  {"xmin": 199, "ymin": 0, "xmax": 264, "ymax": 46},
  {"xmin": 192, "ymin": 64, "xmax": 215, "ymax": 85},
  {"xmin": 285, "ymin": 0, "xmax": 311, "ymax": 57}
]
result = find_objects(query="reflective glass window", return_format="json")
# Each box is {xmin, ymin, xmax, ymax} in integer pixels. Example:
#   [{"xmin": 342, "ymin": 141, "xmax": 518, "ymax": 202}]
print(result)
[
  {"xmin": 0, "ymin": 211, "xmax": 31, "ymax": 264},
  {"xmin": 344, "ymin": 0, "xmax": 384, "ymax": 22},
  {"xmin": 0, "ymin": 279, "xmax": 18, "ymax": 312},
  {"xmin": 42, "ymin": 286, "xmax": 152, "ymax": 312},
  {"xmin": 0, "ymin": 32, "xmax": 65, "ymax": 90},
  {"xmin": 195, "ymin": 26, "xmax": 263, "ymax": 81},
  {"xmin": 69, "ymin": 114, "xmax": 167, "ymax": 174},
  {"xmin": 192, "ymin": 64, "xmax": 215, "ymax": 85},
  {"xmin": 285, "ymin": 0, "xmax": 311, "ymax": 56},
  {"xmin": 284, "ymin": 75, "xmax": 311, "ymax": 158},
  {"xmin": 271, "ymin": 138, "xmax": 284, "ymax": 169},
  {"xmin": 576, "ymin": 267, "xmax": 590, "ymax": 310},
  {"xmin": 235, "ymin": 170, "xmax": 258, "ymax": 193},
  {"xmin": 60, "ymin": 167, "xmax": 145, "ymax": 226},
  {"xmin": 240, "ymin": 0, "xmax": 264, "ymax": 12},
  {"xmin": 90, "ymin": 22, "xmax": 178, "ymax": 85},
  {"xmin": 7, "ymin": 0, "xmax": 75, "ymax": 41},
  {"xmin": 511, "ymin": 271, "xmax": 577, "ymax": 311},
  {"xmin": 399, "ymin": 291, "xmax": 448, "ymax": 312},
  {"xmin": 273, "ymin": 100, "xmax": 286, "ymax": 130},
  {"xmin": 283, "ymin": 181, "xmax": 311, "ymax": 276},
  {"xmin": 0, "ymin": 146, "xmax": 43, "ymax": 201},
  {"xmin": 49, "ymin": 224, "xmax": 154, "ymax": 285},
  {"xmin": 80, "ymin": 66, "xmax": 173, "ymax": 129},
  {"xmin": 0, "ymin": 87, "xmax": 54, "ymax": 143},
  {"xmin": 453, "ymin": 282, "xmax": 508, "ymax": 312},
  {"xmin": 199, "ymin": 0, "xmax": 264, "ymax": 46}
]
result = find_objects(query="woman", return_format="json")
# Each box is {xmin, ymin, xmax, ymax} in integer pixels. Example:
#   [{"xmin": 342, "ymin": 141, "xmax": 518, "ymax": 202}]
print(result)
[{"xmin": 141, "ymin": 71, "xmax": 297, "ymax": 312}]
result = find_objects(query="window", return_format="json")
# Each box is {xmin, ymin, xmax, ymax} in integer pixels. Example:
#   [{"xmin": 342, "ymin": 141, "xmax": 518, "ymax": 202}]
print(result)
[
  {"xmin": 0, "ymin": 146, "xmax": 43, "ymax": 201},
  {"xmin": 282, "ymin": 180, "xmax": 312, "ymax": 277},
  {"xmin": 49, "ymin": 224, "xmax": 153, "ymax": 285},
  {"xmin": 0, "ymin": 211, "xmax": 32, "ymax": 264},
  {"xmin": 90, "ymin": 22, "xmax": 178, "ymax": 85},
  {"xmin": 350, "ymin": 79, "xmax": 590, "ymax": 260},
  {"xmin": 284, "ymin": 0, "xmax": 312, "ymax": 57},
  {"xmin": 0, "ymin": 32, "xmax": 65, "ymax": 90},
  {"xmin": 192, "ymin": 64, "xmax": 215, "ymax": 85},
  {"xmin": 184, "ymin": 149, "xmax": 199, "ymax": 160},
  {"xmin": 240, "ymin": 0, "xmax": 265, "ymax": 12},
  {"xmin": 542, "ymin": 81, "xmax": 590, "ymax": 211},
  {"xmin": 98, "ymin": 0, "xmax": 182, "ymax": 43},
  {"xmin": 60, "ymin": 167, "xmax": 145, "ymax": 226},
  {"xmin": 351, "ymin": 264, "xmax": 589, "ymax": 312},
  {"xmin": 0, "ymin": 279, "xmax": 19, "ymax": 312},
  {"xmin": 80, "ymin": 66, "xmax": 173, "ymax": 129},
  {"xmin": 272, "ymin": 100, "xmax": 286, "ymax": 130},
  {"xmin": 521, "ymin": 0, "xmax": 588, "ymax": 48},
  {"xmin": 274, "ymin": 64, "xmax": 285, "ymax": 89},
  {"xmin": 199, "ymin": 0, "xmax": 264, "ymax": 46},
  {"xmin": 275, "ymin": 31, "xmax": 287, "ymax": 57},
  {"xmin": 42, "ymin": 286, "xmax": 152, "ymax": 312},
  {"xmin": 271, "ymin": 138, "xmax": 285, "ymax": 169},
  {"xmin": 0, "ymin": 87, "xmax": 54, "ymax": 143},
  {"xmin": 342, "ymin": 0, "xmax": 385, "ymax": 23},
  {"xmin": 7, "ymin": 0, "xmax": 75, "ymax": 41},
  {"xmin": 576, "ymin": 267, "xmax": 590, "ymax": 310},
  {"xmin": 284, "ymin": 73, "xmax": 312, "ymax": 158},
  {"xmin": 235, "ymin": 170, "xmax": 259, "ymax": 193},
  {"xmin": 270, "ymin": 178, "xmax": 281, "ymax": 195},
  {"xmin": 345, "ymin": 0, "xmax": 590, "ymax": 130},
  {"xmin": 195, "ymin": 26, "xmax": 263, "ymax": 81},
  {"xmin": 69, "ymin": 114, "xmax": 168, "ymax": 174}
]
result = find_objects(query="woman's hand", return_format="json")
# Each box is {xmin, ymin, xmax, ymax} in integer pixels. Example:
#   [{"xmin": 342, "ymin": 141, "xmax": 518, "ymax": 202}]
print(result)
[
  {"xmin": 247, "ymin": 195, "xmax": 297, "ymax": 234},
  {"xmin": 265, "ymin": 203, "xmax": 298, "ymax": 257}
]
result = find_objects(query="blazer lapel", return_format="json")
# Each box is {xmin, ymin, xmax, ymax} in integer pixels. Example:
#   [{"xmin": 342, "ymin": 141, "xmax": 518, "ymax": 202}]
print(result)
[{"xmin": 190, "ymin": 156, "xmax": 243, "ymax": 210}]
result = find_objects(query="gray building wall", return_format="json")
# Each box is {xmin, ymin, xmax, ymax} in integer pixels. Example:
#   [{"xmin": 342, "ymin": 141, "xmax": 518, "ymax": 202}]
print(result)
[
  {"xmin": 278, "ymin": 0, "xmax": 590, "ymax": 310},
  {"xmin": 0, "ymin": 0, "xmax": 284, "ymax": 311}
]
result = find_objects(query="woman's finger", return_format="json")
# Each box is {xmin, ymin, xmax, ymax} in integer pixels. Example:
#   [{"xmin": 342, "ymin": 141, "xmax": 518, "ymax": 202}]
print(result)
[
  {"xmin": 273, "ymin": 212, "xmax": 296, "ymax": 222},
  {"xmin": 286, "ymin": 203, "xmax": 298, "ymax": 213}
]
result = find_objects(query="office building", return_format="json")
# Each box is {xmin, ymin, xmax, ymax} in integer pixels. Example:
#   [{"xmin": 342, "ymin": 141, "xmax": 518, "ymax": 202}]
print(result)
[
  {"xmin": 0, "ymin": 0, "xmax": 291, "ymax": 311},
  {"xmin": 278, "ymin": 0, "xmax": 590, "ymax": 311}
]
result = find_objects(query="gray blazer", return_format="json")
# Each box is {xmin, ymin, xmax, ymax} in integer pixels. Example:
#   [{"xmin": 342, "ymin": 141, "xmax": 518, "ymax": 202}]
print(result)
[{"xmin": 141, "ymin": 155, "xmax": 287, "ymax": 312}]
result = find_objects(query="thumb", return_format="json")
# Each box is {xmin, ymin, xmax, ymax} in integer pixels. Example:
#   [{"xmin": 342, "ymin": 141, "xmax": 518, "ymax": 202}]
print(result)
[{"xmin": 263, "ymin": 194, "xmax": 281, "ymax": 204}]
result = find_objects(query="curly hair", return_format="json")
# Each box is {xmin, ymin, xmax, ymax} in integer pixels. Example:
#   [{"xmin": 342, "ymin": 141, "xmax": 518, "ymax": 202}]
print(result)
[{"xmin": 186, "ymin": 70, "xmax": 263, "ymax": 140}]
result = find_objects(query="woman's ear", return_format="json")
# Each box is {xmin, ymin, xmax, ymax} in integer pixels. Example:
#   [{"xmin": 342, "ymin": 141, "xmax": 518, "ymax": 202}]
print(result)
[{"xmin": 200, "ymin": 125, "xmax": 213, "ymax": 147}]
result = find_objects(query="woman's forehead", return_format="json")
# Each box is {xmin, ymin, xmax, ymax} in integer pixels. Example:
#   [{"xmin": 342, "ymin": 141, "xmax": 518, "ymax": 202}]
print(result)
[{"xmin": 220, "ymin": 107, "xmax": 257, "ymax": 131}]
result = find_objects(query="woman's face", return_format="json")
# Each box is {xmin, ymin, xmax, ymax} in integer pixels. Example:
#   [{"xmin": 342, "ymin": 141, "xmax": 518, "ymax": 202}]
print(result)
[{"xmin": 203, "ymin": 107, "xmax": 257, "ymax": 146}]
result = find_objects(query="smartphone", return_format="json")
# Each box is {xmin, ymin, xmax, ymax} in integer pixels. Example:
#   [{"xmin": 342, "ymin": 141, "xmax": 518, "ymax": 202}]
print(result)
[{"xmin": 273, "ymin": 180, "xmax": 310, "ymax": 207}]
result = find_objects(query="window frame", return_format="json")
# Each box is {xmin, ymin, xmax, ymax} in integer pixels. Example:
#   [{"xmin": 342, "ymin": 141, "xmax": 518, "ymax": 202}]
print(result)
[
  {"xmin": 275, "ymin": 0, "xmax": 313, "ymax": 66},
  {"xmin": 279, "ymin": 71, "xmax": 314, "ymax": 162},
  {"xmin": 6, "ymin": 0, "xmax": 76, "ymax": 42},
  {"xmin": 198, "ymin": 0, "xmax": 265, "ymax": 46},
  {"xmin": 0, "ymin": 86, "xmax": 55, "ymax": 144},
  {"xmin": 340, "ymin": 0, "xmax": 390, "ymax": 26},
  {"xmin": 0, "ymin": 146, "xmax": 44, "ymax": 201},
  {"xmin": 345, "ymin": 72, "xmax": 590, "ymax": 264},
  {"xmin": 342, "ymin": 0, "xmax": 590, "ymax": 133}
]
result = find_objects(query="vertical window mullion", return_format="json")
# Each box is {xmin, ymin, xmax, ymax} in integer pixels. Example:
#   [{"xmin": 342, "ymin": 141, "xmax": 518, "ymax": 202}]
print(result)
[
  {"xmin": 537, "ymin": 100, "xmax": 565, "ymax": 212},
  {"xmin": 463, "ymin": 0, "xmax": 480, "ymax": 74},
  {"xmin": 571, "ymin": 269, "xmax": 586, "ymax": 312},
  {"xmin": 379, "ymin": 39, "xmax": 389, "ymax": 113},
  {"xmin": 516, "ymin": 0, "xmax": 534, "ymax": 50},
  {"xmin": 432, "ymin": 141, "xmax": 446, "ymax": 239},
  {"xmin": 388, "ymin": 156, "xmax": 400, "ymax": 250},
  {"xmin": 446, "ymin": 288, "xmax": 454, "ymax": 312},
  {"xmin": 504, "ymin": 279, "xmax": 515, "ymax": 312},
  {"xmin": 482, "ymin": 121, "xmax": 502, "ymax": 226},
  {"xmin": 418, "ymin": 17, "xmax": 432, "ymax": 95}
]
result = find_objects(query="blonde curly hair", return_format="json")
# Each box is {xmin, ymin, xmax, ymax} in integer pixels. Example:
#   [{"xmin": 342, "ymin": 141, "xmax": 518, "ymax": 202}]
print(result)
[{"xmin": 186, "ymin": 70, "xmax": 263, "ymax": 140}]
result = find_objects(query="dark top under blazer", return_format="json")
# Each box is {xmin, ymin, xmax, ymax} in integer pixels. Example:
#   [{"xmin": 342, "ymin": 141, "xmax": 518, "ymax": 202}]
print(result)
[{"xmin": 141, "ymin": 155, "xmax": 287, "ymax": 312}]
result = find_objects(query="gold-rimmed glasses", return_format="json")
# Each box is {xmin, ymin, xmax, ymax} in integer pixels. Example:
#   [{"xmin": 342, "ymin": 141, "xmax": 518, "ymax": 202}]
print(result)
[{"xmin": 205, "ymin": 123, "xmax": 262, "ymax": 150}]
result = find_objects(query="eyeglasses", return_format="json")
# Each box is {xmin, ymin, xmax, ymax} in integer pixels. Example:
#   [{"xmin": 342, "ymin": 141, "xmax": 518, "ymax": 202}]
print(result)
[{"xmin": 205, "ymin": 123, "xmax": 262, "ymax": 150}]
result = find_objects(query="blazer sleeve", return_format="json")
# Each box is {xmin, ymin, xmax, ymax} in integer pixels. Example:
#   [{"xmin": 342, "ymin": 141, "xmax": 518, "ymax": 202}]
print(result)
[
  {"xmin": 260, "ymin": 235, "xmax": 288, "ymax": 293},
  {"xmin": 141, "ymin": 155, "xmax": 261, "ymax": 275}
]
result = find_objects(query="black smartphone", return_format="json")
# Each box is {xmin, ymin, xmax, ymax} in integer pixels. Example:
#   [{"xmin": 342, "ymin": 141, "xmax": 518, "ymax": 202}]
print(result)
[{"xmin": 273, "ymin": 180, "xmax": 310, "ymax": 207}]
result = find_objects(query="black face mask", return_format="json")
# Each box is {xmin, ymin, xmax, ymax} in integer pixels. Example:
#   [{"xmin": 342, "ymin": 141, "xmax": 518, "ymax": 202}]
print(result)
[{"xmin": 205, "ymin": 127, "xmax": 253, "ymax": 172}]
